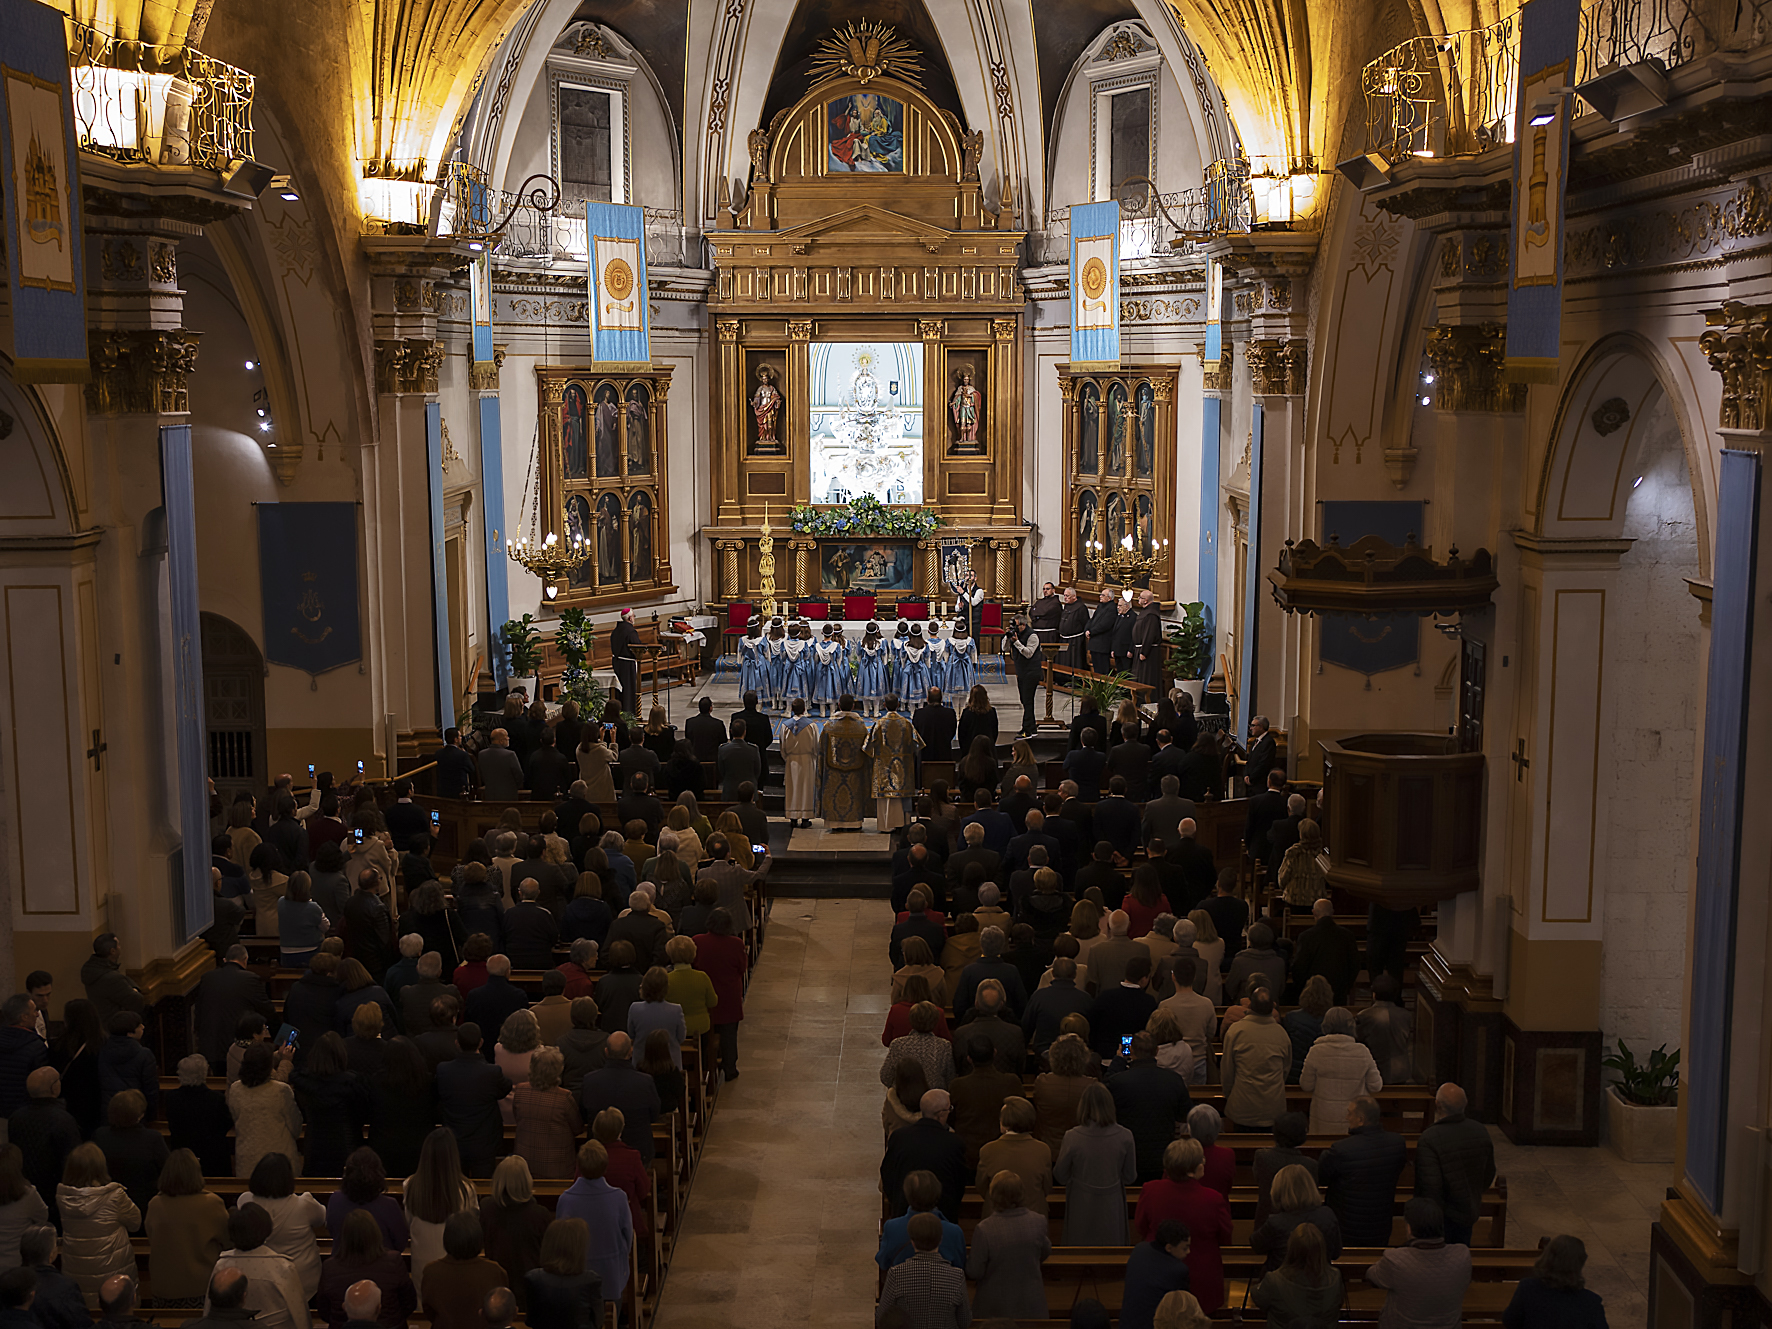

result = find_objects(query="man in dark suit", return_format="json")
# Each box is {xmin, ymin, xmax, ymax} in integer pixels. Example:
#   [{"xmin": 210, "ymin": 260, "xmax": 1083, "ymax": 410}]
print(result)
[
  {"xmin": 579, "ymin": 1031, "xmax": 662, "ymax": 1165},
  {"xmin": 1069, "ymin": 699, "xmax": 1109, "ymax": 752},
  {"xmin": 525, "ymin": 729, "xmax": 575, "ymax": 802},
  {"xmin": 1003, "ymin": 809, "xmax": 1061, "ymax": 878},
  {"xmin": 1055, "ymin": 780, "xmax": 1094, "ymax": 848},
  {"xmin": 717, "ymin": 724, "xmax": 765, "ymax": 801},
  {"xmin": 1171, "ymin": 818, "xmax": 1219, "ymax": 912},
  {"xmin": 1244, "ymin": 769, "xmax": 1291, "ymax": 864},
  {"xmin": 731, "ymin": 783, "xmax": 770, "ymax": 851},
  {"xmin": 945, "ymin": 824, "xmax": 1000, "ymax": 897},
  {"xmin": 961, "ymin": 788, "xmax": 1016, "ymax": 857},
  {"xmin": 685, "ymin": 695, "xmax": 726, "ymax": 763},
  {"xmin": 399, "ymin": 954, "xmax": 455, "ymax": 1035},
  {"xmin": 1242, "ymin": 715, "xmax": 1278, "ymax": 795},
  {"xmin": 616, "ymin": 772, "xmax": 666, "ymax": 841},
  {"xmin": 605, "ymin": 891, "xmax": 672, "ymax": 968},
  {"xmin": 880, "ymin": 1091, "xmax": 968, "ymax": 1220},
  {"xmin": 465, "ymin": 955, "xmax": 530, "ymax": 1043},
  {"xmin": 1319, "ymin": 1095, "xmax": 1409, "ymax": 1246},
  {"xmin": 1104, "ymin": 723, "xmax": 1152, "ymax": 800},
  {"xmin": 342, "ymin": 870, "xmax": 397, "ymax": 978},
  {"xmin": 281, "ymin": 953, "xmax": 342, "ymax": 1064},
  {"xmin": 1075, "ymin": 842, "xmax": 1128, "ymax": 911},
  {"xmin": 912, "ymin": 688, "xmax": 957, "ymax": 762},
  {"xmin": 1149, "ymin": 729, "xmax": 1188, "ymax": 789},
  {"xmin": 891, "ymin": 824, "xmax": 945, "ymax": 876},
  {"xmin": 1040, "ymin": 792, "xmax": 1082, "ymax": 881},
  {"xmin": 1063, "ymin": 729, "xmax": 1108, "ymax": 802},
  {"xmin": 1092, "ymin": 776, "xmax": 1142, "ymax": 862},
  {"xmin": 891, "ymin": 844, "xmax": 946, "ymax": 915},
  {"xmin": 382, "ymin": 779, "xmax": 431, "ymax": 854},
  {"xmin": 1292, "ymin": 898, "xmax": 1361, "ymax": 1005},
  {"xmin": 1265, "ymin": 793, "xmax": 1308, "ymax": 865},
  {"xmin": 1085, "ymin": 588, "xmax": 1118, "ymax": 675},
  {"xmin": 889, "ymin": 889, "xmax": 947, "ymax": 968},
  {"xmin": 1107, "ymin": 1030, "xmax": 1194, "ymax": 1180},
  {"xmin": 1140, "ymin": 776, "xmax": 1197, "ymax": 853},
  {"xmin": 502, "ymin": 880, "xmax": 562, "ymax": 970},
  {"xmin": 432, "ymin": 728, "xmax": 478, "ymax": 799},
  {"xmin": 510, "ymin": 837, "xmax": 571, "ymax": 913},
  {"xmin": 1086, "ymin": 954, "xmax": 1157, "ymax": 1059},
  {"xmin": 435, "ymin": 1023, "xmax": 512, "ymax": 1175},
  {"xmin": 266, "ymin": 795, "xmax": 311, "ymax": 871},
  {"xmin": 999, "ymin": 776, "xmax": 1038, "ymax": 835},
  {"xmin": 555, "ymin": 782, "xmax": 597, "ymax": 846},
  {"xmin": 729, "ymin": 692, "xmax": 774, "ymax": 769},
  {"xmin": 194, "ymin": 946, "xmax": 272, "ymax": 1070}
]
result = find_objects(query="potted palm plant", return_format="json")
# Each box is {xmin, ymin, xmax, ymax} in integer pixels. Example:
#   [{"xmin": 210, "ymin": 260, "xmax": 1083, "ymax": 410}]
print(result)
[
  {"xmin": 1164, "ymin": 601, "xmax": 1212, "ymax": 704},
  {"xmin": 1601, "ymin": 1039, "xmax": 1679, "ymax": 1162},
  {"xmin": 500, "ymin": 614, "xmax": 544, "ymax": 705}
]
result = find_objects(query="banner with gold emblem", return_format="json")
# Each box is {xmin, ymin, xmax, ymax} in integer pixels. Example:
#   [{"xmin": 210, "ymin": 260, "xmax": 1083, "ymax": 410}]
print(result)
[
  {"xmin": 256, "ymin": 502, "xmax": 363, "ymax": 676},
  {"xmin": 1070, "ymin": 200, "xmax": 1119, "ymax": 369},
  {"xmin": 587, "ymin": 200, "xmax": 650, "ymax": 370},
  {"xmin": 0, "ymin": 0, "xmax": 88, "ymax": 382}
]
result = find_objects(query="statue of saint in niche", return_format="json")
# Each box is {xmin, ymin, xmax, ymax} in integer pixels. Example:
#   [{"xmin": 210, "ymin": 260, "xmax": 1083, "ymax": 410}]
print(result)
[
  {"xmin": 593, "ymin": 385, "xmax": 620, "ymax": 477},
  {"xmin": 562, "ymin": 385, "xmax": 589, "ymax": 479},
  {"xmin": 752, "ymin": 364, "xmax": 782, "ymax": 449},
  {"xmin": 629, "ymin": 491, "xmax": 654, "ymax": 577},
  {"xmin": 949, "ymin": 369, "xmax": 982, "ymax": 453},
  {"xmin": 595, "ymin": 492, "xmax": 624, "ymax": 584},
  {"xmin": 625, "ymin": 383, "xmax": 651, "ymax": 474}
]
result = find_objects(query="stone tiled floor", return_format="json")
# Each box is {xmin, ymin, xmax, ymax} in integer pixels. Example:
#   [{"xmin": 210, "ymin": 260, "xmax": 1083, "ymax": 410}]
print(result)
[
  {"xmin": 651, "ymin": 897, "xmax": 894, "ymax": 1329},
  {"xmin": 649, "ymin": 894, "xmax": 1670, "ymax": 1326}
]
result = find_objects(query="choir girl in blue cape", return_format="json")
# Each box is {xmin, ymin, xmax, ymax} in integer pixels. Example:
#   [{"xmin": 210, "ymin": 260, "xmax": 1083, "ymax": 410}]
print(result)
[
  {"xmin": 764, "ymin": 616, "xmax": 789, "ymax": 709},
  {"xmin": 890, "ymin": 620, "xmax": 912, "ymax": 692},
  {"xmin": 781, "ymin": 621, "xmax": 815, "ymax": 706},
  {"xmin": 856, "ymin": 622, "xmax": 889, "ymax": 717},
  {"xmin": 898, "ymin": 624, "xmax": 931, "ymax": 701},
  {"xmin": 945, "ymin": 618, "xmax": 979, "ymax": 698},
  {"xmin": 813, "ymin": 623, "xmax": 847, "ymax": 716},
  {"xmin": 924, "ymin": 624, "xmax": 949, "ymax": 702},
  {"xmin": 737, "ymin": 620, "xmax": 768, "ymax": 698}
]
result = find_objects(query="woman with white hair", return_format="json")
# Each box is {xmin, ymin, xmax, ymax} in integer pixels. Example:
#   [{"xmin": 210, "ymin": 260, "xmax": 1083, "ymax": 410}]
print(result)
[{"xmin": 1299, "ymin": 1007, "xmax": 1383, "ymax": 1134}]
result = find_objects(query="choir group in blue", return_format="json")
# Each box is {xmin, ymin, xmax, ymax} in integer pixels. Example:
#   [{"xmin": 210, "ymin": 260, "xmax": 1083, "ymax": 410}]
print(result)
[{"xmin": 736, "ymin": 616, "xmax": 984, "ymax": 718}]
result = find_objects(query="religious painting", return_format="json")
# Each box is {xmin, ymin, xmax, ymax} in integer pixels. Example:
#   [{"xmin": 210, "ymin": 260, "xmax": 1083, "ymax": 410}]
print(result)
[
  {"xmin": 625, "ymin": 381, "xmax": 651, "ymax": 473},
  {"xmin": 820, "ymin": 542, "xmax": 914, "ymax": 593},
  {"xmin": 628, "ymin": 489, "xmax": 654, "ymax": 578},
  {"xmin": 561, "ymin": 384, "xmax": 589, "ymax": 479},
  {"xmin": 1105, "ymin": 491, "xmax": 1126, "ymax": 550},
  {"xmin": 827, "ymin": 93, "xmax": 904, "ymax": 173},
  {"xmin": 808, "ymin": 342, "xmax": 923, "ymax": 505},
  {"xmin": 1078, "ymin": 382, "xmax": 1100, "ymax": 473},
  {"xmin": 595, "ymin": 491, "xmax": 624, "ymax": 584},
  {"xmin": 1135, "ymin": 382, "xmax": 1155, "ymax": 476},
  {"xmin": 1106, "ymin": 381, "xmax": 1127, "ymax": 473},
  {"xmin": 565, "ymin": 494, "xmax": 594, "ymax": 588},
  {"xmin": 558, "ymin": 84, "xmax": 614, "ymax": 203},
  {"xmin": 1077, "ymin": 489, "xmax": 1099, "ymax": 580},
  {"xmin": 592, "ymin": 384, "xmax": 620, "ymax": 477},
  {"xmin": 5, "ymin": 68, "xmax": 76, "ymax": 293}
]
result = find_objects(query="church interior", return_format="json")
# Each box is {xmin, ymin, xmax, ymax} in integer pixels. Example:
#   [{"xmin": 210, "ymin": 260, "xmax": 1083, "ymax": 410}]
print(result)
[{"xmin": 0, "ymin": 0, "xmax": 1767, "ymax": 1321}]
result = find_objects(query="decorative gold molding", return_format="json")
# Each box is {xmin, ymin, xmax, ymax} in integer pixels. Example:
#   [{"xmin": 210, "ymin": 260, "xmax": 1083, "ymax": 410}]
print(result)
[
  {"xmin": 1247, "ymin": 338, "xmax": 1306, "ymax": 396},
  {"xmin": 1424, "ymin": 324, "xmax": 1525, "ymax": 413},
  {"xmin": 468, "ymin": 344, "xmax": 508, "ymax": 393},
  {"xmin": 918, "ymin": 319, "xmax": 946, "ymax": 341},
  {"xmin": 992, "ymin": 318, "xmax": 1017, "ymax": 342},
  {"xmin": 1201, "ymin": 344, "xmax": 1233, "ymax": 393},
  {"xmin": 375, "ymin": 337, "xmax": 444, "ymax": 395},
  {"xmin": 716, "ymin": 318, "xmax": 741, "ymax": 342},
  {"xmin": 86, "ymin": 330, "xmax": 201, "ymax": 415},
  {"xmin": 1699, "ymin": 302, "xmax": 1772, "ymax": 431},
  {"xmin": 786, "ymin": 319, "xmax": 814, "ymax": 342},
  {"xmin": 130, "ymin": 937, "xmax": 214, "ymax": 1006}
]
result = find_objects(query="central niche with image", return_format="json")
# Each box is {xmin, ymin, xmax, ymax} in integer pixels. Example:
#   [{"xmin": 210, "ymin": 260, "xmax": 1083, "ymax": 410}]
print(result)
[
  {"xmin": 808, "ymin": 342, "xmax": 924, "ymax": 506},
  {"xmin": 827, "ymin": 93, "xmax": 905, "ymax": 172}
]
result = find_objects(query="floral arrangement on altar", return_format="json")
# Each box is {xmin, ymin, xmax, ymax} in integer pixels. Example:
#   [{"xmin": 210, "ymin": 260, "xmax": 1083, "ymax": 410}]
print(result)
[{"xmin": 788, "ymin": 494, "xmax": 944, "ymax": 540}]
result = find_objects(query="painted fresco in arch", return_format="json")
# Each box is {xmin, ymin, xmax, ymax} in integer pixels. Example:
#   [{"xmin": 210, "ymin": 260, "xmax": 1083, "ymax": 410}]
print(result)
[{"xmin": 827, "ymin": 93, "xmax": 904, "ymax": 173}]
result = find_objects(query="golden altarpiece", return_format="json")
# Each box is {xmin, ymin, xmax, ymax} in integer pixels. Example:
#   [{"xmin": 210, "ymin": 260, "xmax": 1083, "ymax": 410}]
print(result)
[
  {"xmin": 702, "ymin": 62, "xmax": 1032, "ymax": 608},
  {"xmin": 1056, "ymin": 364, "xmax": 1179, "ymax": 601},
  {"xmin": 536, "ymin": 365, "xmax": 677, "ymax": 606}
]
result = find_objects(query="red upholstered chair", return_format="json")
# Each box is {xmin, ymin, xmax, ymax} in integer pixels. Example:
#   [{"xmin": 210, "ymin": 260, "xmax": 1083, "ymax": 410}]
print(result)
[
  {"xmin": 897, "ymin": 599, "xmax": 929, "ymax": 621},
  {"xmin": 979, "ymin": 600, "xmax": 1004, "ymax": 651},
  {"xmin": 844, "ymin": 593, "xmax": 877, "ymax": 621},
  {"xmin": 722, "ymin": 602, "xmax": 754, "ymax": 657},
  {"xmin": 799, "ymin": 601, "xmax": 830, "ymax": 619}
]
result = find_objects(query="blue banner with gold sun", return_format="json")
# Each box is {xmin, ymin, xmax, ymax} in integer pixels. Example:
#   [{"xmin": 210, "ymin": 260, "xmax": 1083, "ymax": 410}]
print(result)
[
  {"xmin": 257, "ymin": 502, "xmax": 363, "ymax": 676},
  {"xmin": 0, "ymin": 0, "xmax": 88, "ymax": 382}
]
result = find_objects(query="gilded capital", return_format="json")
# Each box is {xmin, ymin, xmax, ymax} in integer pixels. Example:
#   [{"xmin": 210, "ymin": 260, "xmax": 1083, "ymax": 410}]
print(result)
[
  {"xmin": 717, "ymin": 318, "xmax": 741, "ymax": 343},
  {"xmin": 375, "ymin": 337, "xmax": 445, "ymax": 395},
  {"xmin": 1423, "ymin": 324, "xmax": 1525, "ymax": 413},
  {"xmin": 469, "ymin": 344, "xmax": 507, "ymax": 393},
  {"xmin": 918, "ymin": 319, "xmax": 946, "ymax": 341},
  {"xmin": 86, "ymin": 330, "xmax": 201, "ymax": 415},
  {"xmin": 1699, "ymin": 302, "xmax": 1772, "ymax": 431},
  {"xmin": 786, "ymin": 319, "xmax": 814, "ymax": 342}
]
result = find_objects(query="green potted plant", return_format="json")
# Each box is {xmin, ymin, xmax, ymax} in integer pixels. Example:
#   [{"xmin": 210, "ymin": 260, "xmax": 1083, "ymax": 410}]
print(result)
[
  {"xmin": 500, "ymin": 614, "xmax": 544, "ymax": 703},
  {"xmin": 1078, "ymin": 669, "xmax": 1131, "ymax": 714},
  {"xmin": 551, "ymin": 608, "xmax": 607, "ymax": 719},
  {"xmin": 1164, "ymin": 601, "xmax": 1212, "ymax": 703},
  {"xmin": 1601, "ymin": 1038, "xmax": 1679, "ymax": 1162}
]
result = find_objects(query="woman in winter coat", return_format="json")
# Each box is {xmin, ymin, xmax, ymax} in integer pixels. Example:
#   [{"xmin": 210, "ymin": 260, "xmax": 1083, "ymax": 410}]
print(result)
[
  {"xmin": 1298, "ymin": 1007, "xmax": 1384, "ymax": 1135},
  {"xmin": 56, "ymin": 1144, "xmax": 140, "ymax": 1303},
  {"xmin": 1053, "ymin": 1083, "xmax": 1138, "ymax": 1245}
]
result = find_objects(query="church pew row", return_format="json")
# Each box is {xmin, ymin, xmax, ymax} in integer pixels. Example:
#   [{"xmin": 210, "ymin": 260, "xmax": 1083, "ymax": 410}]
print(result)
[{"xmin": 940, "ymin": 1180, "xmax": 1509, "ymax": 1248}]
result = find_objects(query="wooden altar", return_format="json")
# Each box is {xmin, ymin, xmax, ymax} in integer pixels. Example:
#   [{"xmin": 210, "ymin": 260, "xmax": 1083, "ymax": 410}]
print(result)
[{"xmin": 702, "ymin": 58, "xmax": 1031, "ymax": 598}]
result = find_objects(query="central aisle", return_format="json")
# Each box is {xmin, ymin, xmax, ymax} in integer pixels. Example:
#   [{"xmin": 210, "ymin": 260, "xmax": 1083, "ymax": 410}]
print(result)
[{"xmin": 652, "ymin": 897, "xmax": 895, "ymax": 1327}]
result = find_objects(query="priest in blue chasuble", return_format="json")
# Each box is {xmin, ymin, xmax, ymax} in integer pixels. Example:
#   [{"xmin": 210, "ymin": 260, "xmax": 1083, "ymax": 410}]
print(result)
[
  {"xmin": 819, "ymin": 693, "xmax": 871, "ymax": 830},
  {"xmin": 864, "ymin": 692, "xmax": 922, "ymax": 833}
]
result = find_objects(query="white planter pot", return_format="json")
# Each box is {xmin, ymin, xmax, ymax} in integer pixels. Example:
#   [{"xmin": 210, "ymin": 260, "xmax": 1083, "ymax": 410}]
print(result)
[
  {"xmin": 1604, "ymin": 1085, "xmax": 1676, "ymax": 1162},
  {"xmin": 507, "ymin": 675, "xmax": 540, "ymax": 706},
  {"xmin": 1177, "ymin": 679, "xmax": 1205, "ymax": 706}
]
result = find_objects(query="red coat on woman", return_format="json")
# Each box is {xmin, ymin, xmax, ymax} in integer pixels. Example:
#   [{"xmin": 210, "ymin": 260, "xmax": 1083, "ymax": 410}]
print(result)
[
  {"xmin": 693, "ymin": 933, "xmax": 747, "ymax": 1024},
  {"xmin": 1133, "ymin": 1177, "xmax": 1233, "ymax": 1312},
  {"xmin": 880, "ymin": 1001, "xmax": 952, "ymax": 1046}
]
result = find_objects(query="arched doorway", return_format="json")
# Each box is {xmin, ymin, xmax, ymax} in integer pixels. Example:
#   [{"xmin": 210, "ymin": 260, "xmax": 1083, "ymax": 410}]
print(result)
[{"xmin": 201, "ymin": 613, "xmax": 266, "ymax": 808}]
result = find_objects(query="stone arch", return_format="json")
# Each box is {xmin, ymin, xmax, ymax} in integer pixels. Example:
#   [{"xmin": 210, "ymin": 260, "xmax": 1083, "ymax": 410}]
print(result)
[
  {"xmin": 201, "ymin": 612, "xmax": 268, "ymax": 808},
  {"xmin": 0, "ymin": 365, "xmax": 80, "ymax": 539}
]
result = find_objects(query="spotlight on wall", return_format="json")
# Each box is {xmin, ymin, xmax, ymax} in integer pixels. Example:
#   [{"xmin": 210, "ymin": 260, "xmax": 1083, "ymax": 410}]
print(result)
[
  {"xmin": 1422, "ymin": 372, "xmax": 1435, "ymax": 384},
  {"xmin": 258, "ymin": 421, "xmax": 271, "ymax": 432},
  {"xmin": 244, "ymin": 359, "xmax": 256, "ymax": 370},
  {"xmin": 268, "ymin": 174, "xmax": 300, "ymax": 202},
  {"xmin": 1420, "ymin": 395, "xmax": 1432, "ymax": 406},
  {"xmin": 1633, "ymin": 475, "xmax": 1644, "ymax": 488}
]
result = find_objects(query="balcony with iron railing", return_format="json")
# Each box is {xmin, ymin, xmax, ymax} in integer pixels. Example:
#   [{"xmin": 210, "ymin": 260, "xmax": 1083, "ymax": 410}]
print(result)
[
  {"xmin": 431, "ymin": 161, "xmax": 689, "ymax": 266},
  {"xmin": 64, "ymin": 19, "xmax": 254, "ymax": 173},
  {"xmin": 1359, "ymin": 0, "xmax": 1771, "ymax": 161}
]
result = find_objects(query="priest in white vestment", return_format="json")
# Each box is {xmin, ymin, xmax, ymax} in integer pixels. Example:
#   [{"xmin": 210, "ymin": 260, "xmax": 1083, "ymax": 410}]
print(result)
[{"xmin": 780, "ymin": 698, "xmax": 821, "ymax": 828}]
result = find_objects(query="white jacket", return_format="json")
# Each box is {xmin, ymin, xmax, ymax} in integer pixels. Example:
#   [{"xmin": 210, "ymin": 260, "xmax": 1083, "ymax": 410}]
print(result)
[{"xmin": 1299, "ymin": 1033, "xmax": 1384, "ymax": 1134}]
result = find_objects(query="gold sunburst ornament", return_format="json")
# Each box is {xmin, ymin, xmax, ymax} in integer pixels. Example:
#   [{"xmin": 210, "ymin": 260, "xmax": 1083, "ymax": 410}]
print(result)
[{"xmin": 809, "ymin": 20, "xmax": 923, "ymax": 88}]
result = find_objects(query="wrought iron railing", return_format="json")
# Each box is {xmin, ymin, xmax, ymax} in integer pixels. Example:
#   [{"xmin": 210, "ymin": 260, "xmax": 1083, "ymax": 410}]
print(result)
[
  {"xmin": 65, "ymin": 20, "xmax": 254, "ymax": 171},
  {"xmin": 1361, "ymin": 14, "xmax": 1519, "ymax": 160},
  {"xmin": 1032, "ymin": 165, "xmax": 1253, "ymax": 264},
  {"xmin": 437, "ymin": 166, "xmax": 686, "ymax": 265}
]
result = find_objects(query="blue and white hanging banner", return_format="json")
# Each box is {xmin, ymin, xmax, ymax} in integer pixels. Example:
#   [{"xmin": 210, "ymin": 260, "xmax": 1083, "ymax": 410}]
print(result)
[
  {"xmin": 160, "ymin": 425, "xmax": 212, "ymax": 940},
  {"xmin": 1317, "ymin": 501, "xmax": 1424, "ymax": 678},
  {"xmin": 587, "ymin": 201, "xmax": 650, "ymax": 370},
  {"xmin": 1204, "ymin": 258, "xmax": 1224, "ymax": 365},
  {"xmin": 0, "ymin": 0, "xmax": 88, "ymax": 382},
  {"xmin": 1070, "ymin": 200, "xmax": 1120, "ymax": 369},
  {"xmin": 1504, "ymin": 0, "xmax": 1581, "ymax": 382},
  {"xmin": 469, "ymin": 248, "xmax": 495, "ymax": 364}
]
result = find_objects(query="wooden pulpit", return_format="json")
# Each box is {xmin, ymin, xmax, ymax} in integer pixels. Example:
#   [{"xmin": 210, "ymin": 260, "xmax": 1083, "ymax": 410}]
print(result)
[{"xmin": 1319, "ymin": 733, "xmax": 1484, "ymax": 906}]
